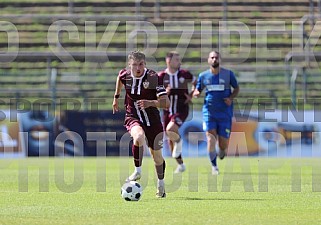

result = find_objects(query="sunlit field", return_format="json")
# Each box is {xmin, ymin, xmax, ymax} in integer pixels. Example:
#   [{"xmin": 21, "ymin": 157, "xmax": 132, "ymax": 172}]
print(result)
[{"xmin": 0, "ymin": 157, "xmax": 321, "ymax": 225}]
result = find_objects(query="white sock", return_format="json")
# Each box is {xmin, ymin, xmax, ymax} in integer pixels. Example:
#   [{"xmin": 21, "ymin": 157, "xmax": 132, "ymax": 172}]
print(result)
[
  {"xmin": 135, "ymin": 167, "xmax": 142, "ymax": 173},
  {"xmin": 173, "ymin": 141, "xmax": 177, "ymax": 152},
  {"xmin": 172, "ymin": 140, "xmax": 182, "ymax": 158},
  {"xmin": 215, "ymin": 142, "xmax": 219, "ymax": 153},
  {"xmin": 157, "ymin": 179, "xmax": 164, "ymax": 187},
  {"xmin": 173, "ymin": 139, "xmax": 182, "ymax": 152}
]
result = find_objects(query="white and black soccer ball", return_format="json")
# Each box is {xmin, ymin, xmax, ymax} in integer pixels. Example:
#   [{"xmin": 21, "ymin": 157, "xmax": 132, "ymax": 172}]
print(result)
[{"xmin": 121, "ymin": 181, "xmax": 143, "ymax": 201}]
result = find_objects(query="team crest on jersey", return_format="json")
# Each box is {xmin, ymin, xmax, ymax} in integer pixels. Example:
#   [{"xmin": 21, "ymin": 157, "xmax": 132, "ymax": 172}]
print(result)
[
  {"xmin": 219, "ymin": 79, "xmax": 225, "ymax": 84},
  {"xmin": 143, "ymin": 81, "xmax": 149, "ymax": 89},
  {"xmin": 205, "ymin": 79, "xmax": 211, "ymax": 85},
  {"xmin": 179, "ymin": 77, "xmax": 185, "ymax": 83}
]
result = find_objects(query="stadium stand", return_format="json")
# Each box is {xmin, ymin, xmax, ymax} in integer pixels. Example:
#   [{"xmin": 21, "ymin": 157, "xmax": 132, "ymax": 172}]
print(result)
[{"xmin": 0, "ymin": 0, "xmax": 320, "ymax": 109}]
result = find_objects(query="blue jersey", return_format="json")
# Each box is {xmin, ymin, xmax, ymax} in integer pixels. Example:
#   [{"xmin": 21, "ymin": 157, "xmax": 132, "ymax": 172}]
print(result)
[{"xmin": 196, "ymin": 67, "xmax": 238, "ymax": 121}]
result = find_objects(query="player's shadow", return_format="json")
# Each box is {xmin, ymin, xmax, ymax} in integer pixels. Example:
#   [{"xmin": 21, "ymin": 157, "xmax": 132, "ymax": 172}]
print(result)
[
  {"xmin": 208, "ymin": 172, "xmax": 260, "ymax": 176},
  {"xmin": 215, "ymin": 172, "xmax": 284, "ymax": 176},
  {"xmin": 178, "ymin": 197, "xmax": 267, "ymax": 201}
]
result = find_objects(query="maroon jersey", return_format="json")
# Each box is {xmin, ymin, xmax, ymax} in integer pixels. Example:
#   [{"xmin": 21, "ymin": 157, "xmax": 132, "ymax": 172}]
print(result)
[
  {"xmin": 158, "ymin": 69, "xmax": 195, "ymax": 116},
  {"xmin": 118, "ymin": 68, "xmax": 167, "ymax": 127}
]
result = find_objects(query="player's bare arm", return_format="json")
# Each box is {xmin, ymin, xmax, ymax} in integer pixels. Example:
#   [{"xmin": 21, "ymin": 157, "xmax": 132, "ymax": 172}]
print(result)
[
  {"xmin": 137, "ymin": 95, "xmax": 170, "ymax": 110},
  {"xmin": 192, "ymin": 89, "xmax": 201, "ymax": 98},
  {"xmin": 166, "ymin": 84, "xmax": 171, "ymax": 94},
  {"xmin": 112, "ymin": 76, "xmax": 123, "ymax": 114},
  {"xmin": 230, "ymin": 86, "xmax": 240, "ymax": 99},
  {"xmin": 184, "ymin": 77, "xmax": 197, "ymax": 104},
  {"xmin": 184, "ymin": 92, "xmax": 193, "ymax": 104},
  {"xmin": 224, "ymin": 86, "xmax": 240, "ymax": 106}
]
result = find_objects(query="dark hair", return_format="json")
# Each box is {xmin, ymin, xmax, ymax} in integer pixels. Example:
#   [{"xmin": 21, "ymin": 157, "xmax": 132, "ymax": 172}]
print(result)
[
  {"xmin": 166, "ymin": 51, "xmax": 180, "ymax": 60},
  {"xmin": 209, "ymin": 50, "xmax": 220, "ymax": 57}
]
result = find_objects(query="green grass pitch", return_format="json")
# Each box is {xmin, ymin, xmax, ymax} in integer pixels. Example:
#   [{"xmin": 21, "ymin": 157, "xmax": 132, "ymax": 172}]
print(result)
[{"xmin": 0, "ymin": 157, "xmax": 321, "ymax": 225}]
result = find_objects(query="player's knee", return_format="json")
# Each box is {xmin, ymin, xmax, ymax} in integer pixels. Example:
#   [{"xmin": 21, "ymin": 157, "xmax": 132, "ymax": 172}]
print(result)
[
  {"xmin": 206, "ymin": 133, "xmax": 216, "ymax": 143},
  {"xmin": 151, "ymin": 150, "xmax": 164, "ymax": 165},
  {"xmin": 166, "ymin": 129, "xmax": 179, "ymax": 140},
  {"xmin": 132, "ymin": 132, "xmax": 146, "ymax": 145},
  {"xmin": 219, "ymin": 142, "xmax": 228, "ymax": 150},
  {"xmin": 165, "ymin": 127, "xmax": 173, "ymax": 136},
  {"xmin": 166, "ymin": 124, "xmax": 177, "ymax": 134},
  {"xmin": 165, "ymin": 126, "xmax": 172, "ymax": 133}
]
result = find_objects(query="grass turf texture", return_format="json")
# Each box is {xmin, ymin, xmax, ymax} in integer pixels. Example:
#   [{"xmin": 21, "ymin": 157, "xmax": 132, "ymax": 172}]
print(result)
[{"xmin": 0, "ymin": 157, "xmax": 321, "ymax": 225}]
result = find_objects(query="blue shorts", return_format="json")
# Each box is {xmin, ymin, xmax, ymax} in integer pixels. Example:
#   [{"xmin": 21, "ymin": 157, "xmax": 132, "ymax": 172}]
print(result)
[{"xmin": 203, "ymin": 119, "xmax": 232, "ymax": 139}]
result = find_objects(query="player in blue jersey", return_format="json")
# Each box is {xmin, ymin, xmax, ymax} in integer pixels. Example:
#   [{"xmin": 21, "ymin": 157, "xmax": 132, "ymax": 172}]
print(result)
[{"xmin": 193, "ymin": 50, "xmax": 239, "ymax": 175}]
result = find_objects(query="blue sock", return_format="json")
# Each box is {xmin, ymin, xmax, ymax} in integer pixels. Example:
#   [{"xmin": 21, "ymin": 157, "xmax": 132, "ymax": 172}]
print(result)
[{"xmin": 209, "ymin": 151, "xmax": 217, "ymax": 167}]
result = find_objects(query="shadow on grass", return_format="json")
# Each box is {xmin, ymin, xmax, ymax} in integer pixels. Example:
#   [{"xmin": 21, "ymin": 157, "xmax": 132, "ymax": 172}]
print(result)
[
  {"xmin": 141, "ymin": 195, "xmax": 269, "ymax": 202},
  {"xmin": 176, "ymin": 197, "xmax": 268, "ymax": 201},
  {"xmin": 206, "ymin": 172, "xmax": 285, "ymax": 176}
]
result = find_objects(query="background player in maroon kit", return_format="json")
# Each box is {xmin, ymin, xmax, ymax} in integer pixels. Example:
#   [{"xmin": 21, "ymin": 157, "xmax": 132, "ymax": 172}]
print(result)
[
  {"xmin": 158, "ymin": 51, "xmax": 196, "ymax": 173},
  {"xmin": 112, "ymin": 50, "xmax": 170, "ymax": 198}
]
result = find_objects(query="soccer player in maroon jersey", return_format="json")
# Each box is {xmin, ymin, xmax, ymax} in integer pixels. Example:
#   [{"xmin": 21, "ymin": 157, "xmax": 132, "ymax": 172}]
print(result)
[
  {"xmin": 112, "ymin": 50, "xmax": 170, "ymax": 198},
  {"xmin": 158, "ymin": 51, "xmax": 196, "ymax": 173}
]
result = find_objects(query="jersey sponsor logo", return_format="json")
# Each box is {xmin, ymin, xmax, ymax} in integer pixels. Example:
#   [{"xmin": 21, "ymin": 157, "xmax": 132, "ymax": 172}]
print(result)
[
  {"xmin": 143, "ymin": 81, "xmax": 149, "ymax": 89},
  {"xmin": 206, "ymin": 84, "xmax": 224, "ymax": 91},
  {"xmin": 205, "ymin": 79, "xmax": 211, "ymax": 85},
  {"xmin": 179, "ymin": 77, "xmax": 185, "ymax": 83},
  {"xmin": 156, "ymin": 85, "xmax": 165, "ymax": 92}
]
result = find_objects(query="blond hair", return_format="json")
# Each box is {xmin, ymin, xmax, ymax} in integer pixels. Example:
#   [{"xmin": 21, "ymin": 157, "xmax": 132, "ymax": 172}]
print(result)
[{"xmin": 128, "ymin": 50, "xmax": 145, "ymax": 61}]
